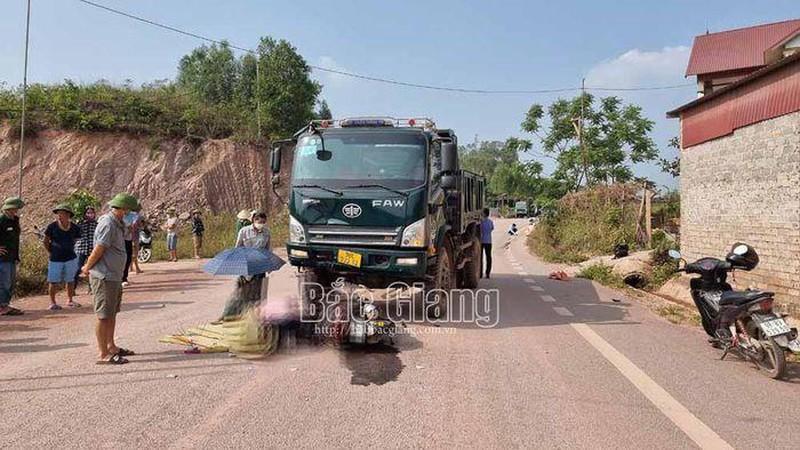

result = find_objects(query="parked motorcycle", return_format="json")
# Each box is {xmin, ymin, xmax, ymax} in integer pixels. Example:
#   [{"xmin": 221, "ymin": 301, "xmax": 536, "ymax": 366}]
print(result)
[
  {"xmin": 670, "ymin": 243, "xmax": 800, "ymax": 379},
  {"xmin": 137, "ymin": 228, "xmax": 153, "ymax": 263}
]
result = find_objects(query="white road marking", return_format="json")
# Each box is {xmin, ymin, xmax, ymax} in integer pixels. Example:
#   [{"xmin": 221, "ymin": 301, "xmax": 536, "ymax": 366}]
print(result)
[
  {"xmin": 529, "ymin": 286, "xmax": 544, "ymax": 292},
  {"xmin": 523, "ymin": 278, "xmax": 537, "ymax": 284},
  {"xmin": 540, "ymin": 294, "xmax": 556, "ymax": 302},
  {"xmin": 553, "ymin": 306, "xmax": 573, "ymax": 316},
  {"xmin": 571, "ymin": 323, "xmax": 733, "ymax": 450},
  {"xmin": 518, "ymin": 272, "xmax": 529, "ymax": 277}
]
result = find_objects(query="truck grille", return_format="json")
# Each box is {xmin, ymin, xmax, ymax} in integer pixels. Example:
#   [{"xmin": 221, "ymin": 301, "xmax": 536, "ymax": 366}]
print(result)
[{"xmin": 307, "ymin": 226, "xmax": 401, "ymax": 246}]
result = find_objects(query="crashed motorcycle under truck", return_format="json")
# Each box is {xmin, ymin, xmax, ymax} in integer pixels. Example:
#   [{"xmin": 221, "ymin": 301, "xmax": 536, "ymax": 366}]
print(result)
[{"xmin": 270, "ymin": 117, "xmax": 486, "ymax": 345}]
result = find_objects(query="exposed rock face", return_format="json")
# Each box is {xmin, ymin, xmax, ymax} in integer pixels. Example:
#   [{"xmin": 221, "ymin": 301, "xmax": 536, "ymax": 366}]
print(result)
[{"xmin": 0, "ymin": 124, "xmax": 291, "ymax": 223}]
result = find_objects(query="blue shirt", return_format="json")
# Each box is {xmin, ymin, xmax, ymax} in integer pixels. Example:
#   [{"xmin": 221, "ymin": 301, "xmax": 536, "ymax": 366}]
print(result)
[{"xmin": 480, "ymin": 218, "xmax": 494, "ymax": 244}]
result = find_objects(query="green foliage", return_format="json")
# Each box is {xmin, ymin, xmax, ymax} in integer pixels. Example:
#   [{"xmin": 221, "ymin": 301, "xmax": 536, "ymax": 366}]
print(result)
[
  {"xmin": 62, "ymin": 189, "xmax": 101, "ymax": 220},
  {"xmin": 659, "ymin": 136, "xmax": 680, "ymax": 177},
  {"xmin": 316, "ymin": 100, "xmax": 333, "ymax": 120},
  {"xmin": 521, "ymin": 93, "xmax": 658, "ymax": 190},
  {"xmin": 528, "ymin": 184, "xmax": 639, "ymax": 263},
  {"xmin": 577, "ymin": 263, "xmax": 625, "ymax": 288},
  {"xmin": 1, "ymin": 35, "xmax": 322, "ymax": 142}
]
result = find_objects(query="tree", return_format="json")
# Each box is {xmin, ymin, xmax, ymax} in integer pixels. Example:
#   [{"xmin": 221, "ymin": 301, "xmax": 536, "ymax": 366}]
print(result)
[
  {"xmin": 177, "ymin": 41, "xmax": 238, "ymax": 104},
  {"xmin": 659, "ymin": 136, "xmax": 680, "ymax": 177},
  {"xmin": 521, "ymin": 93, "xmax": 658, "ymax": 191},
  {"xmin": 316, "ymin": 99, "xmax": 333, "ymax": 120},
  {"xmin": 62, "ymin": 189, "xmax": 100, "ymax": 220},
  {"xmin": 459, "ymin": 138, "xmax": 527, "ymax": 179},
  {"xmin": 256, "ymin": 37, "xmax": 321, "ymax": 138}
]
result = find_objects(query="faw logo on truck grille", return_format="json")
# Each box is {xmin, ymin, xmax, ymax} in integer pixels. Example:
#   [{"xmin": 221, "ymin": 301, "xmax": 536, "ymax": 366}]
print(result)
[{"xmin": 342, "ymin": 203, "xmax": 362, "ymax": 218}]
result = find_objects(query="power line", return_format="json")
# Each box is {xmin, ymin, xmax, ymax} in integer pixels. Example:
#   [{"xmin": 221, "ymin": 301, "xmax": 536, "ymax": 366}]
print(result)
[{"xmin": 75, "ymin": 0, "xmax": 693, "ymax": 95}]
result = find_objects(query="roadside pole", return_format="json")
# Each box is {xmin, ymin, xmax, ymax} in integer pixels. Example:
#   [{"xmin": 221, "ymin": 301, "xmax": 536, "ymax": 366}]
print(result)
[{"xmin": 18, "ymin": 0, "xmax": 32, "ymax": 197}]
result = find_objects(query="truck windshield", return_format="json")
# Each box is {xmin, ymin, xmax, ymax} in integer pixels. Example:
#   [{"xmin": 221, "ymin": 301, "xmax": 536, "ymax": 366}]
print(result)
[{"xmin": 292, "ymin": 131, "xmax": 427, "ymax": 190}]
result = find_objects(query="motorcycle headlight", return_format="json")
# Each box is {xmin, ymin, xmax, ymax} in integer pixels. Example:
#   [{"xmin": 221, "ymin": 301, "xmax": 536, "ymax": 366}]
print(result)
[
  {"xmin": 401, "ymin": 218, "xmax": 426, "ymax": 247},
  {"xmin": 289, "ymin": 215, "xmax": 306, "ymax": 244}
]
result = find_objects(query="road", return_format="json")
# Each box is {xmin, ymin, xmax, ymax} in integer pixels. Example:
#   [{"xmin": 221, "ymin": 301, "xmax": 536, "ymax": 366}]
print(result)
[{"xmin": 1, "ymin": 218, "xmax": 798, "ymax": 449}]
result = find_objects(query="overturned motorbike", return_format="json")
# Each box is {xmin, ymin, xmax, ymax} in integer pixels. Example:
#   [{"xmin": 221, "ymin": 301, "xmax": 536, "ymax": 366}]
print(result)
[{"xmin": 670, "ymin": 243, "xmax": 800, "ymax": 379}]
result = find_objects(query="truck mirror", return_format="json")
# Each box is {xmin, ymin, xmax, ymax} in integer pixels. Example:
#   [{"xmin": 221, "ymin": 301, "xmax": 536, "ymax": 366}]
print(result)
[
  {"xmin": 441, "ymin": 174, "xmax": 457, "ymax": 190},
  {"xmin": 270, "ymin": 146, "xmax": 282, "ymax": 174},
  {"xmin": 441, "ymin": 142, "xmax": 458, "ymax": 173}
]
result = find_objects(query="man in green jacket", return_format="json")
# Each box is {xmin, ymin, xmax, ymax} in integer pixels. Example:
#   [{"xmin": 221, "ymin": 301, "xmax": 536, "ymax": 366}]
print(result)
[{"xmin": 0, "ymin": 197, "xmax": 24, "ymax": 316}]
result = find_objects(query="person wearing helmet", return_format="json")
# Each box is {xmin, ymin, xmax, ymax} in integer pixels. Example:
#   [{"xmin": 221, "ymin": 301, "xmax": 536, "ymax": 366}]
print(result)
[
  {"xmin": 80, "ymin": 193, "xmax": 139, "ymax": 365},
  {"xmin": 43, "ymin": 204, "xmax": 82, "ymax": 310},
  {"xmin": 0, "ymin": 197, "xmax": 25, "ymax": 316},
  {"xmin": 164, "ymin": 207, "xmax": 179, "ymax": 262}
]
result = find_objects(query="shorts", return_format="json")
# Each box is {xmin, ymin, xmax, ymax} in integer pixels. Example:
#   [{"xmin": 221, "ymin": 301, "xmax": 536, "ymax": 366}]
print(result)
[
  {"xmin": 167, "ymin": 233, "xmax": 178, "ymax": 251},
  {"xmin": 47, "ymin": 258, "xmax": 79, "ymax": 284},
  {"xmin": 90, "ymin": 276, "xmax": 123, "ymax": 319}
]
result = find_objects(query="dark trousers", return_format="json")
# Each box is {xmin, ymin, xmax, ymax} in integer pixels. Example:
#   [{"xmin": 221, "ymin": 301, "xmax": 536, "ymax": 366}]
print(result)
[
  {"xmin": 75, "ymin": 253, "xmax": 89, "ymax": 284},
  {"xmin": 481, "ymin": 243, "xmax": 492, "ymax": 277},
  {"xmin": 123, "ymin": 240, "xmax": 133, "ymax": 282}
]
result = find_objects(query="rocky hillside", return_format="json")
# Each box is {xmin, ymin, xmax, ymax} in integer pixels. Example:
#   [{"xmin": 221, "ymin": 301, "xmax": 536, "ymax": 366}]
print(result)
[{"xmin": 0, "ymin": 123, "xmax": 290, "ymax": 223}]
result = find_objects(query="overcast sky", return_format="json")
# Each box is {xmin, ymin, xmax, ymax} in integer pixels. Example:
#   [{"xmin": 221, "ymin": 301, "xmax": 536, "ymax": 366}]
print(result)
[{"xmin": 1, "ymin": 0, "xmax": 797, "ymax": 189}]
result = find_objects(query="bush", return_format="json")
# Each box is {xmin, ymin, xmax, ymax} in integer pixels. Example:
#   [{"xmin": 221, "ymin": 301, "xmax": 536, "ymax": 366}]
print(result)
[
  {"xmin": 62, "ymin": 189, "xmax": 101, "ymax": 220},
  {"xmin": 15, "ymin": 240, "xmax": 48, "ymax": 297},
  {"xmin": 528, "ymin": 184, "xmax": 639, "ymax": 263},
  {"xmin": 577, "ymin": 263, "xmax": 625, "ymax": 288}
]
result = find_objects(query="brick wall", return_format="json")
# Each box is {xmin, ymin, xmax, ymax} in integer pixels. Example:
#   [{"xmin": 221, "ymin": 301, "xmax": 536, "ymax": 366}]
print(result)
[{"xmin": 680, "ymin": 111, "xmax": 800, "ymax": 307}]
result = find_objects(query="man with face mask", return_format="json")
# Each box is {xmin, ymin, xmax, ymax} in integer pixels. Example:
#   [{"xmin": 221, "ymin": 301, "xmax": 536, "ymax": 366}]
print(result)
[
  {"xmin": 219, "ymin": 211, "xmax": 271, "ymax": 320},
  {"xmin": 81, "ymin": 193, "xmax": 139, "ymax": 365},
  {"xmin": 0, "ymin": 197, "xmax": 24, "ymax": 316}
]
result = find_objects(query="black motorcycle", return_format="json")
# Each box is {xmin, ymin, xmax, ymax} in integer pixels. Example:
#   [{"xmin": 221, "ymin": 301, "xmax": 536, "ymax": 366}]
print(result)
[
  {"xmin": 670, "ymin": 243, "xmax": 800, "ymax": 379},
  {"xmin": 137, "ymin": 228, "xmax": 153, "ymax": 263}
]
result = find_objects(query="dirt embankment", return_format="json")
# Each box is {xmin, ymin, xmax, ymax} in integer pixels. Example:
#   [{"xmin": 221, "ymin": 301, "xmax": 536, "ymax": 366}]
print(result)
[{"xmin": 0, "ymin": 124, "xmax": 291, "ymax": 222}]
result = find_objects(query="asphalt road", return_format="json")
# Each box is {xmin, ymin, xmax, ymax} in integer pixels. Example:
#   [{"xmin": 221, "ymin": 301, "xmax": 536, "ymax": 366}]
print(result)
[{"xmin": 1, "ymin": 219, "xmax": 799, "ymax": 449}]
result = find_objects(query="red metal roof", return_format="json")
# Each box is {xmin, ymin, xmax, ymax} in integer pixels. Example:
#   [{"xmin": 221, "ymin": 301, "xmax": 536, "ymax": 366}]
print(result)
[
  {"xmin": 668, "ymin": 53, "xmax": 800, "ymax": 148},
  {"xmin": 685, "ymin": 19, "xmax": 800, "ymax": 76}
]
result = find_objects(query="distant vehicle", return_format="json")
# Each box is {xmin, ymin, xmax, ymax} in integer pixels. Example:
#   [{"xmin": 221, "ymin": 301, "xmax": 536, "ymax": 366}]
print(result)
[{"xmin": 514, "ymin": 201, "xmax": 528, "ymax": 218}]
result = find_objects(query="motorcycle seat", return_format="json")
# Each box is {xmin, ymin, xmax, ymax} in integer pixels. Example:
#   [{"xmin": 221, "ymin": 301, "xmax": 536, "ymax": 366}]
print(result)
[{"xmin": 719, "ymin": 290, "xmax": 772, "ymax": 306}]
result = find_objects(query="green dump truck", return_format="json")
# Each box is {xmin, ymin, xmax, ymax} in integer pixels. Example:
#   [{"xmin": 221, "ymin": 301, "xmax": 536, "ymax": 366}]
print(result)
[{"xmin": 270, "ymin": 117, "xmax": 486, "ymax": 318}]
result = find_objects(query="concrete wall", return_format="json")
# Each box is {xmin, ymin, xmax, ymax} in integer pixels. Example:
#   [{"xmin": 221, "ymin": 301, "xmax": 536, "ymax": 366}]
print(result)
[{"xmin": 680, "ymin": 111, "xmax": 800, "ymax": 307}]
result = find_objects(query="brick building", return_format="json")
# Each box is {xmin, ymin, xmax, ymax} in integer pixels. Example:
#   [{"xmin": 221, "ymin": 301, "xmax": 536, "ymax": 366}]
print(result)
[{"xmin": 668, "ymin": 20, "xmax": 800, "ymax": 307}]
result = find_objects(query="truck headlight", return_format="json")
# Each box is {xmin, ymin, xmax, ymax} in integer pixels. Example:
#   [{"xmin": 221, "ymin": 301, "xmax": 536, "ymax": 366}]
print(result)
[
  {"xmin": 289, "ymin": 215, "xmax": 306, "ymax": 244},
  {"xmin": 401, "ymin": 218, "xmax": 426, "ymax": 247}
]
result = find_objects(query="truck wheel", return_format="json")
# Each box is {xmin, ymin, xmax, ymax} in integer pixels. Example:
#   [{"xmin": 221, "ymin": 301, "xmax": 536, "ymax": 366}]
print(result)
[
  {"xmin": 427, "ymin": 240, "xmax": 454, "ymax": 319},
  {"xmin": 298, "ymin": 269, "xmax": 328, "ymax": 322},
  {"xmin": 461, "ymin": 235, "xmax": 481, "ymax": 289}
]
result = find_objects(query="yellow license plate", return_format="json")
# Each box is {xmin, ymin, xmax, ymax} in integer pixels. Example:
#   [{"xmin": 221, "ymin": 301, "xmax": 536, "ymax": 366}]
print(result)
[{"xmin": 337, "ymin": 249, "xmax": 362, "ymax": 267}]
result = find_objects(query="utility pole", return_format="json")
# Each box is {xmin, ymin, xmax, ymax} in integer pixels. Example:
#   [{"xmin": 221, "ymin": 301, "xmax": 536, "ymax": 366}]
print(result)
[
  {"xmin": 255, "ymin": 52, "xmax": 262, "ymax": 139},
  {"xmin": 579, "ymin": 77, "xmax": 587, "ymax": 187},
  {"xmin": 18, "ymin": 0, "xmax": 32, "ymax": 197}
]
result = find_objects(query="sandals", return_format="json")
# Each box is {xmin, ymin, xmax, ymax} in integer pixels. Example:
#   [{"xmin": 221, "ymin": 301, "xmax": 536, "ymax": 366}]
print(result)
[
  {"xmin": 0, "ymin": 306, "xmax": 24, "ymax": 316},
  {"xmin": 96, "ymin": 353, "xmax": 129, "ymax": 365},
  {"xmin": 48, "ymin": 304, "xmax": 63, "ymax": 311},
  {"xmin": 67, "ymin": 301, "xmax": 82, "ymax": 308},
  {"xmin": 116, "ymin": 348, "xmax": 136, "ymax": 357}
]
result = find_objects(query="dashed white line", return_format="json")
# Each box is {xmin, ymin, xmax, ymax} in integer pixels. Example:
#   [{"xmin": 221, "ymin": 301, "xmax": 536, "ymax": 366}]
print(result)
[
  {"xmin": 517, "ymin": 272, "xmax": 529, "ymax": 277},
  {"xmin": 540, "ymin": 294, "xmax": 556, "ymax": 302},
  {"xmin": 552, "ymin": 306, "xmax": 573, "ymax": 316},
  {"xmin": 571, "ymin": 323, "xmax": 732, "ymax": 449},
  {"xmin": 529, "ymin": 286, "xmax": 544, "ymax": 292},
  {"xmin": 523, "ymin": 278, "xmax": 537, "ymax": 284}
]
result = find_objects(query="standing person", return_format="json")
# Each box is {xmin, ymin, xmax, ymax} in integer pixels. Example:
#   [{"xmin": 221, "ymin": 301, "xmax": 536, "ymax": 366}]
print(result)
[
  {"xmin": 81, "ymin": 193, "xmax": 139, "ymax": 365},
  {"xmin": 43, "ymin": 204, "xmax": 82, "ymax": 310},
  {"xmin": 235, "ymin": 209, "xmax": 251, "ymax": 237},
  {"xmin": 130, "ymin": 211, "xmax": 143, "ymax": 275},
  {"xmin": 220, "ymin": 211, "xmax": 271, "ymax": 319},
  {"xmin": 0, "ymin": 197, "xmax": 24, "ymax": 316},
  {"xmin": 191, "ymin": 209, "xmax": 204, "ymax": 259},
  {"xmin": 164, "ymin": 207, "xmax": 179, "ymax": 262},
  {"xmin": 75, "ymin": 206, "xmax": 98, "ymax": 292},
  {"xmin": 121, "ymin": 208, "xmax": 139, "ymax": 287},
  {"xmin": 479, "ymin": 208, "xmax": 494, "ymax": 279}
]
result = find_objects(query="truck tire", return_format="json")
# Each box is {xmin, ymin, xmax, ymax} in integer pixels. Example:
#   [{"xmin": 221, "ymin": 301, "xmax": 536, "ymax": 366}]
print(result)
[
  {"xmin": 427, "ymin": 240, "xmax": 454, "ymax": 319},
  {"xmin": 461, "ymin": 235, "xmax": 481, "ymax": 289}
]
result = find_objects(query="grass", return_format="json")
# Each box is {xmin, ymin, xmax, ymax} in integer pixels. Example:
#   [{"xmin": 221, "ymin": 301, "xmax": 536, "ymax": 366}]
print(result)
[
  {"xmin": 14, "ymin": 240, "xmax": 49, "ymax": 297},
  {"xmin": 577, "ymin": 263, "xmax": 625, "ymax": 289}
]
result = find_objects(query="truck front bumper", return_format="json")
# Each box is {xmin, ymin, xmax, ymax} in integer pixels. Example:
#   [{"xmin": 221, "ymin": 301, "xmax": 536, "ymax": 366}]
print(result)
[{"xmin": 286, "ymin": 244, "xmax": 428, "ymax": 279}]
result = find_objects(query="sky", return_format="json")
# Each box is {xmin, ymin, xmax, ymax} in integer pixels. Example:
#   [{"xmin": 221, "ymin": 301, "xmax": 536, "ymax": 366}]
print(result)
[{"xmin": 1, "ymin": 0, "xmax": 798, "ymax": 189}]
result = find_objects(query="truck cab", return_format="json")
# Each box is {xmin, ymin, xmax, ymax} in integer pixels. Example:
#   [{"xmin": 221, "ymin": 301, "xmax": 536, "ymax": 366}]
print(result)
[{"xmin": 270, "ymin": 117, "xmax": 486, "ymax": 318}]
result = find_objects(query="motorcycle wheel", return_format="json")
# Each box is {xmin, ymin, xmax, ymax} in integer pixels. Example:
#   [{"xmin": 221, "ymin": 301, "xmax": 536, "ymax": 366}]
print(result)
[
  {"xmin": 754, "ymin": 331, "xmax": 786, "ymax": 379},
  {"xmin": 137, "ymin": 248, "xmax": 152, "ymax": 264}
]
